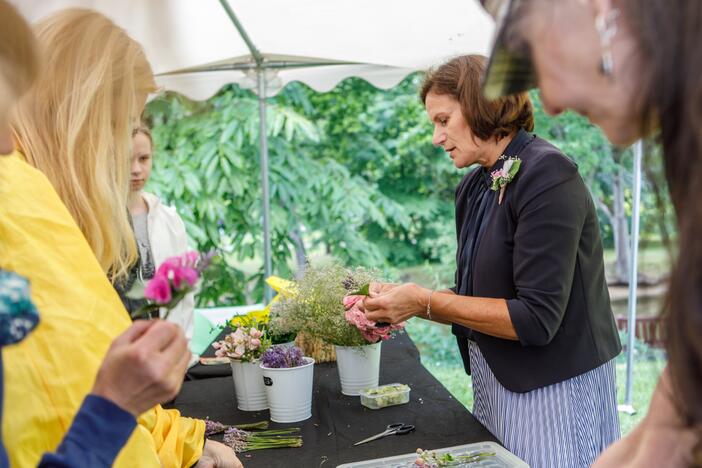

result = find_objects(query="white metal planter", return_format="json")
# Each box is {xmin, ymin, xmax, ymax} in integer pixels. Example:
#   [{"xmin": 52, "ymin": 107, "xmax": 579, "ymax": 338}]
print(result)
[
  {"xmin": 334, "ymin": 341, "xmax": 381, "ymax": 396},
  {"xmin": 260, "ymin": 357, "xmax": 315, "ymax": 423},
  {"xmin": 230, "ymin": 359, "xmax": 268, "ymax": 411}
]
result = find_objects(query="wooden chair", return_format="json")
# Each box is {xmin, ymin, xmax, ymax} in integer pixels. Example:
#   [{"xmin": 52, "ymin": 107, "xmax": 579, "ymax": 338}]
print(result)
[{"xmin": 616, "ymin": 315, "xmax": 665, "ymax": 348}]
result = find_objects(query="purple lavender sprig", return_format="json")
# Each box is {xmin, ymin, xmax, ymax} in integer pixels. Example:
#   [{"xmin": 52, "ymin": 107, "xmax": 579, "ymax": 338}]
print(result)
[
  {"xmin": 196, "ymin": 250, "xmax": 217, "ymax": 275},
  {"xmin": 204, "ymin": 418, "xmax": 269, "ymax": 436},
  {"xmin": 205, "ymin": 419, "xmax": 228, "ymax": 436},
  {"xmin": 222, "ymin": 427, "xmax": 303, "ymax": 453},
  {"xmin": 342, "ymin": 275, "xmax": 358, "ymax": 291},
  {"xmin": 261, "ymin": 345, "xmax": 306, "ymax": 369}
]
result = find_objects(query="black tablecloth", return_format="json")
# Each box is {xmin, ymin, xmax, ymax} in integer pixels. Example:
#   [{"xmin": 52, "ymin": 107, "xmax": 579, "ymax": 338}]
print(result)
[
  {"xmin": 169, "ymin": 333, "xmax": 498, "ymax": 467},
  {"xmin": 186, "ymin": 329, "xmax": 231, "ymax": 380}
]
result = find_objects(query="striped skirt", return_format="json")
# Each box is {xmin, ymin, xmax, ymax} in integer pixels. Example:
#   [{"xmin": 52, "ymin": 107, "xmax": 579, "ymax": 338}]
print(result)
[{"xmin": 468, "ymin": 341, "xmax": 620, "ymax": 468}]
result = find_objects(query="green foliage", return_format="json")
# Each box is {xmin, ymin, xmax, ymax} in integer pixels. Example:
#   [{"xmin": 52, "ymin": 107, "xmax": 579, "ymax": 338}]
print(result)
[
  {"xmin": 530, "ymin": 90, "xmax": 672, "ymax": 252},
  {"xmin": 145, "ymin": 76, "xmax": 461, "ymax": 304},
  {"xmin": 277, "ymin": 77, "xmax": 460, "ymax": 268},
  {"xmin": 145, "ymin": 78, "xmax": 674, "ymax": 306}
]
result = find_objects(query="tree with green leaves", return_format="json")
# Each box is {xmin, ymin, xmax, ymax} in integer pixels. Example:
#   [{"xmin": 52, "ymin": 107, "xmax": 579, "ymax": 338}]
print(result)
[{"xmin": 145, "ymin": 79, "xmax": 672, "ymax": 306}]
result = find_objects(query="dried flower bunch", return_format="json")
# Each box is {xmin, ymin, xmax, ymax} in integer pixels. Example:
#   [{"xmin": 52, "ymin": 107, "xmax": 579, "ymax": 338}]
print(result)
[
  {"xmin": 223, "ymin": 427, "xmax": 302, "ymax": 452},
  {"xmin": 204, "ymin": 419, "xmax": 269, "ymax": 436}
]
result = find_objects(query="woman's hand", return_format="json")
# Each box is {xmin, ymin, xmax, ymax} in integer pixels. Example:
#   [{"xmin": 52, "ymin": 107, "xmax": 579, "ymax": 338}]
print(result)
[
  {"xmin": 361, "ymin": 283, "xmax": 430, "ymax": 324},
  {"xmin": 194, "ymin": 440, "xmax": 244, "ymax": 468},
  {"xmin": 368, "ymin": 281, "xmax": 399, "ymax": 296},
  {"xmin": 91, "ymin": 320, "xmax": 191, "ymax": 416}
]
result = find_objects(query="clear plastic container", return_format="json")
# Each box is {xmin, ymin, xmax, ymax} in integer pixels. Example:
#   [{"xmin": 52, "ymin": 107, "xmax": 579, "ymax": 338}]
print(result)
[{"xmin": 359, "ymin": 383, "xmax": 410, "ymax": 409}]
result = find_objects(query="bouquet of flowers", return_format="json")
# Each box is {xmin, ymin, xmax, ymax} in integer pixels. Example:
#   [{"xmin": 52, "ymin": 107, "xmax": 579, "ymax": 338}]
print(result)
[
  {"xmin": 260, "ymin": 345, "xmax": 306, "ymax": 369},
  {"xmin": 129, "ymin": 251, "xmax": 214, "ymax": 320},
  {"xmin": 270, "ymin": 261, "xmax": 405, "ymax": 347},
  {"xmin": 229, "ymin": 308, "xmax": 297, "ymax": 345},
  {"xmin": 213, "ymin": 320, "xmax": 271, "ymax": 362}
]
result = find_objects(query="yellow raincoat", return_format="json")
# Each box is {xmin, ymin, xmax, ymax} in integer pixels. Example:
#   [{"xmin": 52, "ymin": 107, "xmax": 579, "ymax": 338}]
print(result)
[{"xmin": 0, "ymin": 153, "xmax": 204, "ymax": 467}]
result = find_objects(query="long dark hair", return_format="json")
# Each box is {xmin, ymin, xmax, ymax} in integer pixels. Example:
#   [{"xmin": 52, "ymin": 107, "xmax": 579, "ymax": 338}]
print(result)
[{"xmin": 627, "ymin": 0, "xmax": 702, "ymax": 461}]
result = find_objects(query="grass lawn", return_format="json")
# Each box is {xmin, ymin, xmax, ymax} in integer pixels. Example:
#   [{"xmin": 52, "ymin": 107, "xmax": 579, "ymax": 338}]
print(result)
[{"xmin": 405, "ymin": 319, "xmax": 665, "ymax": 436}]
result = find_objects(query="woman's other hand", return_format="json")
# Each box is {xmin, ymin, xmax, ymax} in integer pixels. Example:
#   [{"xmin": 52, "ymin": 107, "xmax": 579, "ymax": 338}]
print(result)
[
  {"xmin": 362, "ymin": 283, "xmax": 430, "ymax": 324},
  {"xmin": 194, "ymin": 440, "xmax": 244, "ymax": 468}
]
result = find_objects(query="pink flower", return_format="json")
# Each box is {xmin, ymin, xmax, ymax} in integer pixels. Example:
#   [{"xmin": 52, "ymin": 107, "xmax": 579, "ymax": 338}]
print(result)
[
  {"xmin": 343, "ymin": 295, "xmax": 364, "ymax": 309},
  {"xmin": 250, "ymin": 328, "xmax": 263, "ymax": 339},
  {"xmin": 172, "ymin": 267, "xmax": 198, "ymax": 290},
  {"xmin": 182, "ymin": 251, "xmax": 199, "ymax": 268},
  {"xmin": 250, "ymin": 338, "xmax": 261, "ymax": 349},
  {"xmin": 156, "ymin": 257, "xmax": 181, "ymax": 277},
  {"xmin": 144, "ymin": 273, "xmax": 172, "ymax": 304},
  {"xmin": 491, "ymin": 168, "xmax": 508, "ymax": 180},
  {"xmin": 233, "ymin": 344, "xmax": 246, "ymax": 358},
  {"xmin": 231, "ymin": 329, "xmax": 246, "ymax": 346},
  {"xmin": 343, "ymin": 295, "xmax": 406, "ymax": 343},
  {"xmin": 155, "ymin": 253, "xmax": 201, "ymax": 290}
]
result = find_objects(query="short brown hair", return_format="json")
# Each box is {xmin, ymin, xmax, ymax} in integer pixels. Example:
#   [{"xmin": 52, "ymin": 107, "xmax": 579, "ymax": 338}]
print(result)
[{"xmin": 420, "ymin": 54, "xmax": 534, "ymax": 141}]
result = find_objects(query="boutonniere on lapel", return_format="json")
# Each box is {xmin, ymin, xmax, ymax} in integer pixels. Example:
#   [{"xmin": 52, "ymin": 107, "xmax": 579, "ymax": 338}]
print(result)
[{"xmin": 490, "ymin": 157, "xmax": 522, "ymax": 205}]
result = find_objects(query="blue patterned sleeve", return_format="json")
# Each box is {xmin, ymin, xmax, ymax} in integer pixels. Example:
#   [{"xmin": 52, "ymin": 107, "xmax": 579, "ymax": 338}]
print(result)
[{"xmin": 37, "ymin": 395, "xmax": 136, "ymax": 468}]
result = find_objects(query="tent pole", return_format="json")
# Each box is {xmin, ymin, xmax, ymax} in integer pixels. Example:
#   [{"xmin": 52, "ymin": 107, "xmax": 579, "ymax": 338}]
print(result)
[
  {"xmin": 218, "ymin": 0, "xmax": 263, "ymax": 62},
  {"xmin": 219, "ymin": 0, "xmax": 272, "ymax": 302},
  {"xmin": 619, "ymin": 139, "xmax": 643, "ymax": 415},
  {"xmin": 257, "ymin": 68, "xmax": 273, "ymax": 304}
]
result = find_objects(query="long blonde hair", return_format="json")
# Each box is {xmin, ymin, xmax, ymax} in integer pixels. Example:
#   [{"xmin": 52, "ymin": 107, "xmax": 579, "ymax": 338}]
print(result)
[
  {"xmin": 13, "ymin": 9, "xmax": 157, "ymax": 282},
  {"xmin": 0, "ymin": 0, "xmax": 39, "ymax": 120}
]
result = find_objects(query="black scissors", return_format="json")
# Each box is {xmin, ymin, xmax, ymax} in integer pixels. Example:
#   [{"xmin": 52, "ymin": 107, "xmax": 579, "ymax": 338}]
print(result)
[{"xmin": 354, "ymin": 423, "xmax": 416, "ymax": 446}]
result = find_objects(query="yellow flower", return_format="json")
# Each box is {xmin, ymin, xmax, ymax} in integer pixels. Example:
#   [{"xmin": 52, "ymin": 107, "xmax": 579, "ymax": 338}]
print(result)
[
  {"xmin": 228, "ymin": 276, "xmax": 297, "ymax": 329},
  {"xmin": 266, "ymin": 276, "xmax": 297, "ymax": 298}
]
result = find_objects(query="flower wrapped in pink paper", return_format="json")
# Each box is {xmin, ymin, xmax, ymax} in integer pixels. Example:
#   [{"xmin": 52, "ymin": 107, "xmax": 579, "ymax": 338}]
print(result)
[{"xmin": 343, "ymin": 295, "xmax": 405, "ymax": 343}]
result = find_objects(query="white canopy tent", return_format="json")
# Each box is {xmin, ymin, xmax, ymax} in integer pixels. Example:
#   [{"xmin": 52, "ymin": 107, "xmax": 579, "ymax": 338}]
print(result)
[
  {"xmin": 14, "ymin": 2, "xmax": 645, "ymax": 407},
  {"xmin": 16, "ymin": 0, "xmax": 495, "ymax": 302}
]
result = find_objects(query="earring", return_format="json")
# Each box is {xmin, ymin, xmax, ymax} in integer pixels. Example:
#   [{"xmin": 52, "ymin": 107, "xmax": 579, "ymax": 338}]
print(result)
[{"xmin": 595, "ymin": 9, "xmax": 620, "ymax": 77}]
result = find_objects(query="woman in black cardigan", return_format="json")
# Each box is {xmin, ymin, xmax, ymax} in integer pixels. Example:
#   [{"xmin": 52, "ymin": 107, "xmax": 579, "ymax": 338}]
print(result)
[{"xmin": 363, "ymin": 55, "xmax": 621, "ymax": 468}]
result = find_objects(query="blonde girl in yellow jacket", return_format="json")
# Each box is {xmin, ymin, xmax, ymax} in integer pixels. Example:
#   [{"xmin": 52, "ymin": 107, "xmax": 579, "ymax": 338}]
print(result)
[{"xmin": 5, "ymin": 6, "xmax": 241, "ymax": 468}]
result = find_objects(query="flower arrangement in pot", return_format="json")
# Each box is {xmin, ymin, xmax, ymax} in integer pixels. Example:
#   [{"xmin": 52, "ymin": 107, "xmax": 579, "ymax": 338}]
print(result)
[
  {"xmin": 270, "ymin": 260, "xmax": 405, "ymax": 395},
  {"xmin": 214, "ymin": 319, "xmax": 271, "ymax": 411},
  {"xmin": 259, "ymin": 345, "xmax": 315, "ymax": 423},
  {"xmin": 229, "ymin": 306, "xmax": 297, "ymax": 347}
]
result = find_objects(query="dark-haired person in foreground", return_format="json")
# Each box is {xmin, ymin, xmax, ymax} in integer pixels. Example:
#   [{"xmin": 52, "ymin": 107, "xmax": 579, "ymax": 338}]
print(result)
[
  {"xmin": 363, "ymin": 55, "xmax": 621, "ymax": 468},
  {"xmin": 476, "ymin": 0, "xmax": 702, "ymax": 465}
]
